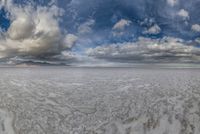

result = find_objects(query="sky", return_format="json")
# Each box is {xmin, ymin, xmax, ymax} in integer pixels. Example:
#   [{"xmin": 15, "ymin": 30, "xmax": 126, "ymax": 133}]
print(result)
[{"xmin": 0, "ymin": 0, "xmax": 200, "ymax": 65}]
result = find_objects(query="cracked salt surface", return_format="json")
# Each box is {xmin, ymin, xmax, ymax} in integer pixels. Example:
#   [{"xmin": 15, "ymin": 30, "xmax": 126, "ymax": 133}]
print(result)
[
  {"xmin": 0, "ymin": 67, "xmax": 200, "ymax": 134},
  {"xmin": 0, "ymin": 109, "xmax": 15, "ymax": 134}
]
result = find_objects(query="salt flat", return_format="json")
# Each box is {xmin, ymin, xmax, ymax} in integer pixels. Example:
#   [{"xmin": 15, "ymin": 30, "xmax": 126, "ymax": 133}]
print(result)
[{"xmin": 0, "ymin": 67, "xmax": 199, "ymax": 134}]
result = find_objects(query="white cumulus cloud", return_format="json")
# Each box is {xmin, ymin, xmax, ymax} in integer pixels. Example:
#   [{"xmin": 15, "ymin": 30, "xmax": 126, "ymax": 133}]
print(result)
[
  {"xmin": 112, "ymin": 19, "xmax": 131, "ymax": 36},
  {"xmin": 112, "ymin": 19, "xmax": 131, "ymax": 31},
  {"xmin": 166, "ymin": 0, "xmax": 178, "ymax": 7},
  {"xmin": 0, "ymin": 0, "xmax": 77, "ymax": 60},
  {"xmin": 78, "ymin": 19, "xmax": 95, "ymax": 35},
  {"xmin": 177, "ymin": 9, "xmax": 189, "ymax": 20},
  {"xmin": 143, "ymin": 24, "xmax": 161, "ymax": 34},
  {"xmin": 191, "ymin": 24, "xmax": 200, "ymax": 32}
]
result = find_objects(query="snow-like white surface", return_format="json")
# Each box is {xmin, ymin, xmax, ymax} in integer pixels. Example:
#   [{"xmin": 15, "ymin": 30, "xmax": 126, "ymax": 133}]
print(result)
[
  {"xmin": 0, "ymin": 109, "xmax": 15, "ymax": 134},
  {"xmin": 0, "ymin": 67, "xmax": 199, "ymax": 134}
]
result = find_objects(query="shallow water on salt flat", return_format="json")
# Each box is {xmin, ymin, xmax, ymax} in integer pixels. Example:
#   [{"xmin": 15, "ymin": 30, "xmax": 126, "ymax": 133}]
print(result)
[{"xmin": 0, "ymin": 67, "xmax": 200, "ymax": 134}]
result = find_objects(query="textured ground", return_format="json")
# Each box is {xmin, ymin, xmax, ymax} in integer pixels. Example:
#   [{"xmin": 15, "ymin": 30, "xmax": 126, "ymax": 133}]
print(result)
[{"xmin": 0, "ymin": 67, "xmax": 200, "ymax": 134}]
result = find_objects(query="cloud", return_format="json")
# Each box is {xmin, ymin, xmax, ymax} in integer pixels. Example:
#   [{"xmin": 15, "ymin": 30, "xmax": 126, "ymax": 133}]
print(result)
[
  {"xmin": 195, "ymin": 38, "xmax": 200, "ymax": 44},
  {"xmin": 191, "ymin": 24, "xmax": 200, "ymax": 32},
  {"xmin": 87, "ymin": 37, "xmax": 200, "ymax": 63},
  {"xmin": 1, "ymin": 0, "xmax": 200, "ymax": 65},
  {"xmin": 143, "ymin": 24, "xmax": 161, "ymax": 35},
  {"xmin": 0, "ymin": 0, "xmax": 77, "ymax": 61},
  {"xmin": 112, "ymin": 19, "xmax": 131, "ymax": 31},
  {"xmin": 112, "ymin": 19, "xmax": 131, "ymax": 36},
  {"xmin": 177, "ymin": 9, "xmax": 189, "ymax": 20},
  {"xmin": 63, "ymin": 34, "xmax": 78, "ymax": 48},
  {"xmin": 78, "ymin": 19, "xmax": 95, "ymax": 35},
  {"xmin": 166, "ymin": 0, "xmax": 178, "ymax": 7}
]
